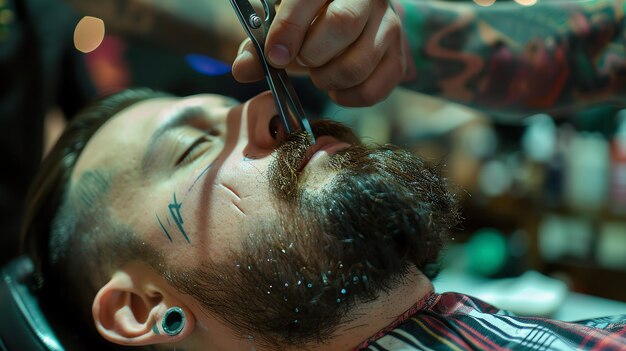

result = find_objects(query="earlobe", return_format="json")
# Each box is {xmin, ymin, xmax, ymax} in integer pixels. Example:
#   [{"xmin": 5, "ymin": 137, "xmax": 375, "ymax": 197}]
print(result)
[{"xmin": 92, "ymin": 266, "xmax": 195, "ymax": 346}]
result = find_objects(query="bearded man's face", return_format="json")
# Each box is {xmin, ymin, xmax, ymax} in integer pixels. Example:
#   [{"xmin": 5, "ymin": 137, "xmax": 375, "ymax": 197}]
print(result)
[{"xmin": 74, "ymin": 91, "xmax": 459, "ymax": 348}]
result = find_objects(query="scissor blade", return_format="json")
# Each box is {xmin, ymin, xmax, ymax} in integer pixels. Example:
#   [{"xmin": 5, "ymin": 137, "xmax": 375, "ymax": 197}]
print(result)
[
  {"xmin": 277, "ymin": 71, "xmax": 316, "ymax": 142},
  {"xmin": 230, "ymin": 0, "xmax": 316, "ymax": 143}
]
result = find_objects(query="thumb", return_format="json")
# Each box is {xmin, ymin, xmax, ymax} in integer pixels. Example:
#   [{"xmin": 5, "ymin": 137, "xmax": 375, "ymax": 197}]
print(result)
[{"xmin": 232, "ymin": 38, "xmax": 265, "ymax": 83}]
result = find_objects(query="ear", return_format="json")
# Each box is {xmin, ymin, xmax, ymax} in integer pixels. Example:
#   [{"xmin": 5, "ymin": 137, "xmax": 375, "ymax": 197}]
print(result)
[{"xmin": 92, "ymin": 262, "xmax": 195, "ymax": 346}]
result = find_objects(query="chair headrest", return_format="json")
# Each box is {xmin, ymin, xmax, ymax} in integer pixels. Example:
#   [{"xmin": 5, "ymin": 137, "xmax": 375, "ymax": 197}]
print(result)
[{"xmin": 0, "ymin": 256, "xmax": 64, "ymax": 351}]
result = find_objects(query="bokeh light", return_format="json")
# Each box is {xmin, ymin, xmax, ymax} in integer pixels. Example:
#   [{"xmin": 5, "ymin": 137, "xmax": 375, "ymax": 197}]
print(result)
[
  {"xmin": 74, "ymin": 16, "xmax": 105, "ymax": 53},
  {"xmin": 474, "ymin": 0, "xmax": 539, "ymax": 6},
  {"xmin": 473, "ymin": 0, "xmax": 496, "ymax": 6},
  {"xmin": 0, "ymin": 8, "xmax": 14, "ymax": 25},
  {"xmin": 514, "ymin": 0, "xmax": 538, "ymax": 6},
  {"xmin": 185, "ymin": 54, "xmax": 232, "ymax": 76}
]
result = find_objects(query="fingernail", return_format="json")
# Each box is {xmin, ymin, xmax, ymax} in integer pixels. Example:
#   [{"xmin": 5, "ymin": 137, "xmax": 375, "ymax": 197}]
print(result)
[
  {"xmin": 238, "ymin": 38, "xmax": 251, "ymax": 56},
  {"xmin": 268, "ymin": 45, "xmax": 290, "ymax": 66},
  {"xmin": 233, "ymin": 50, "xmax": 253, "ymax": 67},
  {"xmin": 296, "ymin": 56, "xmax": 310, "ymax": 68}
]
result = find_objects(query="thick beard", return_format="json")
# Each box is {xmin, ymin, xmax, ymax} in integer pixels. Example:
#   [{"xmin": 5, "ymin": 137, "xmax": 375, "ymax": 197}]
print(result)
[{"xmin": 165, "ymin": 121, "xmax": 460, "ymax": 349}]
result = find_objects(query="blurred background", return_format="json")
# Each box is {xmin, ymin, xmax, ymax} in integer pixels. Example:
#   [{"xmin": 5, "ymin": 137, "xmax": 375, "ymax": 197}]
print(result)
[
  {"xmin": 330, "ymin": 87, "xmax": 626, "ymax": 321},
  {"xmin": 3, "ymin": 0, "xmax": 626, "ymax": 322}
]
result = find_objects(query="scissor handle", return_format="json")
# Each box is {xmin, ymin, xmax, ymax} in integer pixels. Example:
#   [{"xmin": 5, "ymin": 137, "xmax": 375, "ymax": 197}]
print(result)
[{"xmin": 230, "ymin": 0, "xmax": 276, "ymax": 49}]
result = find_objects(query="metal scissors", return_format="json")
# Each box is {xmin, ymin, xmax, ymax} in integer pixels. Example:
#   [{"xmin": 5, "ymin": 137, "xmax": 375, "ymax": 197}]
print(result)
[{"xmin": 230, "ymin": 0, "xmax": 316, "ymax": 143}]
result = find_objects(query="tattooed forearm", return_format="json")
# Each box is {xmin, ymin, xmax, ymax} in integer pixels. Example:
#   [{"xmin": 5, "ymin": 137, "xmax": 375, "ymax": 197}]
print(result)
[
  {"xmin": 64, "ymin": 0, "xmax": 248, "ymax": 62},
  {"xmin": 397, "ymin": 0, "xmax": 626, "ymax": 117}
]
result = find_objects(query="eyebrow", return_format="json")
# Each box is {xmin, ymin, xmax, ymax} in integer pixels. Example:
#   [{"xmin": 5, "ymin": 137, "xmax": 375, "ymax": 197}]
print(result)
[{"xmin": 141, "ymin": 106, "xmax": 207, "ymax": 174}]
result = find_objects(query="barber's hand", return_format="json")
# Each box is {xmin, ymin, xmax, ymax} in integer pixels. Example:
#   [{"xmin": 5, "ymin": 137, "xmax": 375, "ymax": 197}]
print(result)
[{"xmin": 232, "ymin": 0, "xmax": 407, "ymax": 107}]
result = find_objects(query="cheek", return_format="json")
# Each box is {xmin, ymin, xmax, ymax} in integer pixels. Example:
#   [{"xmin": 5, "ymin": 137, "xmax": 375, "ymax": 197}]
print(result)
[
  {"xmin": 210, "ymin": 156, "xmax": 277, "ymax": 222},
  {"xmin": 166, "ymin": 154, "xmax": 278, "ymax": 258},
  {"xmin": 181, "ymin": 186, "xmax": 259, "ymax": 262},
  {"xmin": 110, "ymin": 183, "xmax": 179, "ymax": 245},
  {"xmin": 221, "ymin": 155, "xmax": 272, "ymax": 200}
]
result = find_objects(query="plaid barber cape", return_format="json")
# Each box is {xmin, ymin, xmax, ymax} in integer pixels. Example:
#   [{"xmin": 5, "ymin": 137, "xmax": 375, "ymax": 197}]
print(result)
[{"xmin": 355, "ymin": 292, "xmax": 626, "ymax": 351}]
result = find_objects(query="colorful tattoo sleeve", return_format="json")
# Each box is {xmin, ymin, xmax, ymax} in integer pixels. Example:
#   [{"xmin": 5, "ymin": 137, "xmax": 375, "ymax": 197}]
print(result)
[{"xmin": 396, "ymin": 0, "xmax": 626, "ymax": 117}]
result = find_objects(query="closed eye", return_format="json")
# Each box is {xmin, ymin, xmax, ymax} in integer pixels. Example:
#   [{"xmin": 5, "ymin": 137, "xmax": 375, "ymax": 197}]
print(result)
[{"xmin": 177, "ymin": 136, "xmax": 213, "ymax": 166}]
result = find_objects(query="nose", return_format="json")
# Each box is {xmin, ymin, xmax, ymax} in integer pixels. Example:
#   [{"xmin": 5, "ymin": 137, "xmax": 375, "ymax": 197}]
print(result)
[{"xmin": 242, "ymin": 91, "xmax": 289, "ymax": 154}]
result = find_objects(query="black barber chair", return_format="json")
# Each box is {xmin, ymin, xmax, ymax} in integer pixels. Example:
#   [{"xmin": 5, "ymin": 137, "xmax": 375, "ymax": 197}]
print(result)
[{"xmin": 0, "ymin": 255, "xmax": 64, "ymax": 351}]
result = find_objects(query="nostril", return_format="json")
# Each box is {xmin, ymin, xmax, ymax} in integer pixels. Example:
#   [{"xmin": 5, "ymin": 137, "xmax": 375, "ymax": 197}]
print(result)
[
  {"xmin": 269, "ymin": 115, "xmax": 288, "ymax": 140},
  {"xmin": 269, "ymin": 115, "xmax": 280, "ymax": 139}
]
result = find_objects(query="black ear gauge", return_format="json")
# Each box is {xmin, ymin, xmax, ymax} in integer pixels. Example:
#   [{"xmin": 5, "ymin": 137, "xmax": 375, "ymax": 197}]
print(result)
[{"xmin": 162, "ymin": 307, "xmax": 186, "ymax": 336}]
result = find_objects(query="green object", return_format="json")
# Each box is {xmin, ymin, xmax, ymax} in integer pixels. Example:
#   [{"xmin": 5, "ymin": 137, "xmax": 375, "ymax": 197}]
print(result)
[
  {"xmin": 466, "ymin": 228, "xmax": 508, "ymax": 277},
  {"xmin": 573, "ymin": 105, "xmax": 619, "ymax": 138}
]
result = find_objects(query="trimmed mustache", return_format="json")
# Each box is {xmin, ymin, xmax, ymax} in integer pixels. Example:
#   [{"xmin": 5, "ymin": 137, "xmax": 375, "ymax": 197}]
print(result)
[{"xmin": 269, "ymin": 120, "xmax": 361, "ymax": 200}]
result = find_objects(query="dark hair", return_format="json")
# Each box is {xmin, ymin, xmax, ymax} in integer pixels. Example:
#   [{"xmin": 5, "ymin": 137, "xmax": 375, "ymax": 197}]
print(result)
[{"xmin": 20, "ymin": 88, "xmax": 170, "ymax": 350}]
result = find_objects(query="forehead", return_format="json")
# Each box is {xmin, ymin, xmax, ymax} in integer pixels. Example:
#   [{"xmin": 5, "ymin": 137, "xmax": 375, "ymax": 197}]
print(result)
[
  {"xmin": 72, "ymin": 97, "xmax": 177, "ymax": 181},
  {"xmin": 72, "ymin": 94, "xmax": 236, "ymax": 181}
]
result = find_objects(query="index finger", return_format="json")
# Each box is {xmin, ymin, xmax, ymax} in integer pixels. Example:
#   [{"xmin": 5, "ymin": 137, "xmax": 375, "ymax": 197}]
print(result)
[{"xmin": 265, "ymin": 0, "xmax": 328, "ymax": 68}]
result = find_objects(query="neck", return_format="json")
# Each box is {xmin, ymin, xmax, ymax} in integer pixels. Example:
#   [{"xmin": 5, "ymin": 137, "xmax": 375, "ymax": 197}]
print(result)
[
  {"xmin": 299, "ymin": 266, "xmax": 433, "ymax": 351},
  {"xmin": 185, "ymin": 267, "xmax": 433, "ymax": 351}
]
